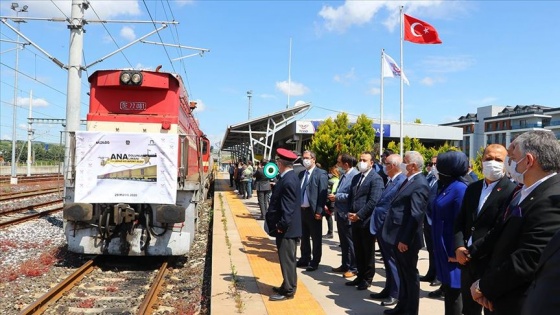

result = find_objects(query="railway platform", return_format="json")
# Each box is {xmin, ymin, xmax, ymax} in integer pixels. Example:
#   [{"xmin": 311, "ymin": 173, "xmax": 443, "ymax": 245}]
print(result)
[{"xmin": 210, "ymin": 172, "xmax": 445, "ymax": 315}]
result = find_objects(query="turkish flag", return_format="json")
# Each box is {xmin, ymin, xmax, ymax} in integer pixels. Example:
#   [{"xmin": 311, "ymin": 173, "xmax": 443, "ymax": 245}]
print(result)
[{"xmin": 404, "ymin": 14, "xmax": 442, "ymax": 44}]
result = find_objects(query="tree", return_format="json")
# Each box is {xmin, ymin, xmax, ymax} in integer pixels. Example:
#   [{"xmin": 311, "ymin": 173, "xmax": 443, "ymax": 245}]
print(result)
[
  {"xmin": 308, "ymin": 117, "xmax": 339, "ymax": 168},
  {"xmin": 348, "ymin": 114, "xmax": 375, "ymax": 157}
]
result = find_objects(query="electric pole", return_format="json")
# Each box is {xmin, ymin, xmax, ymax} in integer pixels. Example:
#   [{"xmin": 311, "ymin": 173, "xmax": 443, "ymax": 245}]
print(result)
[{"xmin": 247, "ymin": 90, "xmax": 253, "ymax": 120}]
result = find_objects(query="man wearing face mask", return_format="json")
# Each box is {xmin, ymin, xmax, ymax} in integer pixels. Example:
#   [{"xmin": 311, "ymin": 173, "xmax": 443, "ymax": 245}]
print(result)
[
  {"xmin": 421, "ymin": 156, "xmax": 441, "ymax": 289},
  {"xmin": 346, "ymin": 151, "xmax": 384, "ymax": 290},
  {"xmin": 296, "ymin": 150, "xmax": 329, "ymax": 271},
  {"xmin": 468, "ymin": 130, "xmax": 560, "ymax": 315},
  {"xmin": 452, "ymin": 144, "xmax": 516, "ymax": 315},
  {"xmin": 328, "ymin": 153, "xmax": 359, "ymax": 278}
]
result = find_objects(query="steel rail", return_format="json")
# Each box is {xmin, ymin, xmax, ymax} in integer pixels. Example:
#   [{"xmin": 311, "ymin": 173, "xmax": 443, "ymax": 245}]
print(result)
[{"xmin": 137, "ymin": 260, "xmax": 169, "ymax": 315}]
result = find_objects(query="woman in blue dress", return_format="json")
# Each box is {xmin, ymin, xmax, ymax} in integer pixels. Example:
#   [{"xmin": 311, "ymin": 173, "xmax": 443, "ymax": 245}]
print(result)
[{"xmin": 432, "ymin": 151, "xmax": 470, "ymax": 315}]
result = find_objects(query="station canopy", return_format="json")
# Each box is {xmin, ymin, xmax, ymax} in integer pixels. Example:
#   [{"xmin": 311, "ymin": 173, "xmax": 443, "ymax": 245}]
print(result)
[{"xmin": 220, "ymin": 103, "xmax": 310, "ymax": 162}]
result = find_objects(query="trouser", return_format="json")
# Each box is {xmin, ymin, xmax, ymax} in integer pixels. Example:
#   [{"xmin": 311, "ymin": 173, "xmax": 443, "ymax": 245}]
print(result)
[
  {"xmin": 394, "ymin": 246, "xmax": 420, "ymax": 315},
  {"xmin": 335, "ymin": 212, "xmax": 356, "ymax": 271},
  {"xmin": 441, "ymin": 283, "xmax": 462, "ymax": 315},
  {"xmin": 351, "ymin": 223, "xmax": 376, "ymax": 283},
  {"xmin": 422, "ymin": 219, "xmax": 436, "ymax": 280},
  {"xmin": 257, "ymin": 190, "xmax": 271, "ymax": 218},
  {"xmin": 229, "ymin": 173, "xmax": 234, "ymax": 186},
  {"xmin": 276, "ymin": 237, "xmax": 297, "ymax": 296},
  {"xmin": 378, "ymin": 234, "xmax": 400, "ymax": 299},
  {"xmin": 461, "ymin": 264, "xmax": 493, "ymax": 315},
  {"xmin": 299, "ymin": 207, "xmax": 322, "ymax": 267}
]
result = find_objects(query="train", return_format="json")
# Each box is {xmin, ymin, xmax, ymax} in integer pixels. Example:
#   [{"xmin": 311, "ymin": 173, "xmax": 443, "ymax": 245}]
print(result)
[{"xmin": 62, "ymin": 68, "xmax": 213, "ymax": 256}]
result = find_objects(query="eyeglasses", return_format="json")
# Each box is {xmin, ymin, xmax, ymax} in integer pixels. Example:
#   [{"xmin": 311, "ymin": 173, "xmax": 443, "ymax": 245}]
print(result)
[{"xmin": 426, "ymin": 162, "xmax": 436, "ymax": 167}]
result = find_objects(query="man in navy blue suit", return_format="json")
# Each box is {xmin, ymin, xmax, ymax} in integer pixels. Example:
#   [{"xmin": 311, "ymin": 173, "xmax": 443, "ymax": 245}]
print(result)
[
  {"xmin": 265, "ymin": 148, "xmax": 302, "ymax": 301},
  {"xmin": 382, "ymin": 151, "xmax": 430, "ymax": 315},
  {"xmin": 297, "ymin": 150, "xmax": 329, "ymax": 271},
  {"xmin": 345, "ymin": 151, "xmax": 384, "ymax": 290},
  {"xmin": 369, "ymin": 153, "xmax": 406, "ymax": 306}
]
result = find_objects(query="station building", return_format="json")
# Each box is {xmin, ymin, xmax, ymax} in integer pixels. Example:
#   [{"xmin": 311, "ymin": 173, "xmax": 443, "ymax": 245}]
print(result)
[{"xmin": 441, "ymin": 105, "xmax": 560, "ymax": 158}]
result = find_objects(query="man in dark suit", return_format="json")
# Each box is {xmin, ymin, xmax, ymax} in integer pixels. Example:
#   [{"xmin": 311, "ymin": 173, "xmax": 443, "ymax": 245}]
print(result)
[
  {"xmin": 381, "ymin": 151, "xmax": 430, "ymax": 315},
  {"xmin": 521, "ymin": 228, "xmax": 560, "ymax": 315},
  {"xmin": 265, "ymin": 148, "xmax": 302, "ymax": 301},
  {"xmin": 297, "ymin": 150, "xmax": 329, "ymax": 271},
  {"xmin": 328, "ymin": 153, "xmax": 359, "ymax": 278},
  {"xmin": 345, "ymin": 151, "xmax": 384, "ymax": 290},
  {"xmin": 369, "ymin": 153, "xmax": 406, "ymax": 306},
  {"xmin": 421, "ymin": 156, "xmax": 441, "ymax": 290},
  {"xmin": 469, "ymin": 130, "xmax": 560, "ymax": 315},
  {"xmin": 453, "ymin": 144, "xmax": 516, "ymax": 315}
]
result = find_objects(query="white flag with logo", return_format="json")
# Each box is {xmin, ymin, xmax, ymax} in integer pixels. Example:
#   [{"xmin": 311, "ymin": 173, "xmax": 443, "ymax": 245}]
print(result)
[{"xmin": 382, "ymin": 52, "xmax": 410, "ymax": 86}]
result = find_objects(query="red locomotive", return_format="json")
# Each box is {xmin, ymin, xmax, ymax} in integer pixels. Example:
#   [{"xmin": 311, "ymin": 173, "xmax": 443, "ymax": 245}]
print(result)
[{"xmin": 63, "ymin": 68, "xmax": 213, "ymax": 256}]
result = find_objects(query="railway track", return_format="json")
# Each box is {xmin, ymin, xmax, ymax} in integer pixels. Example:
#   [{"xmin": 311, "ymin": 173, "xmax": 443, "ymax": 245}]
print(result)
[
  {"xmin": 20, "ymin": 257, "xmax": 169, "ymax": 315},
  {"xmin": 0, "ymin": 187, "xmax": 62, "ymax": 202},
  {"xmin": 0, "ymin": 200, "xmax": 63, "ymax": 228},
  {"xmin": 0, "ymin": 174, "xmax": 63, "ymax": 185}
]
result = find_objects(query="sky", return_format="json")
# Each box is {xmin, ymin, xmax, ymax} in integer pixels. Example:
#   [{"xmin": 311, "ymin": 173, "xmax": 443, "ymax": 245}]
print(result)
[{"xmin": 1, "ymin": 0, "xmax": 560, "ymax": 151}]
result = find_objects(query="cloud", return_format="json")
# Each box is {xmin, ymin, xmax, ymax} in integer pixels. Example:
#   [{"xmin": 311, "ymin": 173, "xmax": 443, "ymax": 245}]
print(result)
[
  {"xmin": 368, "ymin": 87, "xmax": 381, "ymax": 95},
  {"xmin": 420, "ymin": 76, "xmax": 448, "ymax": 86},
  {"xmin": 422, "ymin": 55, "xmax": 475, "ymax": 73},
  {"xmin": 318, "ymin": 1, "xmax": 467, "ymax": 33},
  {"xmin": 120, "ymin": 26, "xmax": 136, "ymax": 41},
  {"xmin": 8, "ymin": 1, "xmax": 143, "ymax": 19},
  {"xmin": 192, "ymin": 99, "xmax": 205, "ymax": 112},
  {"xmin": 16, "ymin": 97, "xmax": 49, "ymax": 107},
  {"xmin": 333, "ymin": 67, "xmax": 357, "ymax": 84},
  {"xmin": 318, "ymin": 1, "xmax": 385, "ymax": 33},
  {"xmin": 275, "ymin": 81, "xmax": 309, "ymax": 96}
]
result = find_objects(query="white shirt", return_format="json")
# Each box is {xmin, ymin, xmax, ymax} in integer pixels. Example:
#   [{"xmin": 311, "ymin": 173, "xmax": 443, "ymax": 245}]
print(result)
[
  {"xmin": 519, "ymin": 172, "xmax": 557, "ymax": 204},
  {"xmin": 301, "ymin": 166, "xmax": 315, "ymax": 207}
]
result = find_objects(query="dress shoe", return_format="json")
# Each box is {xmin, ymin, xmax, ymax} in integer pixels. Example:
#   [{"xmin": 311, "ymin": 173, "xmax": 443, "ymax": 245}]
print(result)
[
  {"xmin": 383, "ymin": 308, "xmax": 403, "ymax": 315},
  {"xmin": 342, "ymin": 271, "xmax": 357, "ymax": 278},
  {"xmin": 306, "ymin": 265, "xmax": 318, "ymax": 272},
  {"xmin": 323, "ymin": 233, "xmax": 333, "ymax": 239},
  {"xmin": 370, "ymin": 290, "xmax": 389, "ymax": 299},
  {"xmin": 269, "ymin": 293, "xmax": 294, "ymax": 301},
  {"xmin": 296, "ymin": 260, "xmax": 309, "ymax": 268},
  {"xmin": 427, "ymin": 288, "xmax": 444, "ymax": 299},
  {"xmin": 381, "ymin": 297, "xmax": 398, "ymax": 306},
  {"xmin": 345, "ymin": 278, "xmax": 361, "ymax": 286},
  {"xmin": 357, "ymin": 280, "xmax": 371, "ymax": 290},
  {"xmin": 419, "ymin": 275, "xmax": 434, "ymax": 282},
  {"xmin": 272, "ymin": 286, "xmax": 282, "ymax": 293},
  {"xmin": 331, "ymin": 266, "xmax": 346, "ymax": 272},
  {"xmin": 430, "ymin": 279, "xmax": 442, "ymax": 286}
]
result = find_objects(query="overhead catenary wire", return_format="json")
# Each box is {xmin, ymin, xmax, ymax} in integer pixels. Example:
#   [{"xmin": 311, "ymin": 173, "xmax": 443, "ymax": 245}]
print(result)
[{"xmin": 142, "ymin": 0, "xmax": 176, "ymax": 74}]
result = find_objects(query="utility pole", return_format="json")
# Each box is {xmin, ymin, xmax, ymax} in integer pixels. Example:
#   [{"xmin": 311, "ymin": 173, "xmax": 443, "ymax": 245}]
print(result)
[
  {"xmin": 63, "ymin": 0, "xmax": 87, "ymax": 188},
  {"xmin": 247, "ymin": 90, "xmax": 252, "ymax": 120},
  {"xmin": 27, "ymin": 90, "xmax": 33, "ymax": 176},
  {"xmin": 9, "ymin": 2, "xmax": 28, "ymax": 185}
]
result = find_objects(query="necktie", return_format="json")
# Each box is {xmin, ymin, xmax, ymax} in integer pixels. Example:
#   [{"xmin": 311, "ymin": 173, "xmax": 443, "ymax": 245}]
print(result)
[
  {"xmin": 301, "ymin": 171, "xmax": 309, "ymax": 200},
  {"xmin": 356, "ymin": 174, "xmax": 365, "ymax": 190},
  {"xmin": 503, "ymin": 190, "xmax": 522, "ymax": 220},
  {"xmin": 385, "ymin": 179, "xmax": 392, "ymax": 188},
  {"xmin": 397, "ymin": 178, "xmax": 409, "ymax": 192}
]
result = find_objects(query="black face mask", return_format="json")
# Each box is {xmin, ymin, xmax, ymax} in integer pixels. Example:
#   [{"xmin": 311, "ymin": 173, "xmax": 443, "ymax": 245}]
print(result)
[{"xmin": 437, "ymin": 173, "xmax": 454, "ymax": 187}]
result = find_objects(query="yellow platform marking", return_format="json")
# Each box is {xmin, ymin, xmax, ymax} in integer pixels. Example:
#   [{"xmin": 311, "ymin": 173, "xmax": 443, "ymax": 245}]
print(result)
[{"xmin": 224, "ymin": 191, "xmax": 325, "ymax": 315}]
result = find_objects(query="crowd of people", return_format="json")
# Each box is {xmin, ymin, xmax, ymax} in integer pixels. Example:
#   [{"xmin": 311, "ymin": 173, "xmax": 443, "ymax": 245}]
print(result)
[{"xmin": 233, "ymin": 130, "xmax": 560, "ymax": 315}]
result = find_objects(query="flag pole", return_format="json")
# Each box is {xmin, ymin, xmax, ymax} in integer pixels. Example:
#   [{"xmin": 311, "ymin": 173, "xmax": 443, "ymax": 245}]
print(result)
[
  {"xmin": 399, "ymin": 5, "xmax": 404, "ymax": 157},
  {"xmin": 380, "ymin": 49, "xmax": 385, "ymax": 158}
]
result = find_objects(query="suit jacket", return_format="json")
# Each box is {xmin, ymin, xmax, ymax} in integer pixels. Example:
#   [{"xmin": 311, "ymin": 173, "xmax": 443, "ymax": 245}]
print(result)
[
  {"xmin": 254, "ymin": 167, "xmax": 272, "ymax": 191},
  {"xmin": 299, "ymin": 167, "xmax": 329, "ymax": 215},
  {"xmin": 369, "ymin": 173, "xmax": 406, "ymax": 236},
  {"xmin": 347, "ymin": 169, "xmax": 384, "ymax": 229},
  {"xmin": 474, "ymin": 174, "xmax": 560, "ymax": 315},
  {"xmin": 333, "ymin": 167, "xmax": 359, "ymax": 219},
  {"xmin": 521, "ymin": 228, "xmax": 560, "ymax": 315},
  {"xmin": 382, "ymin": 173, "xmax": 430, "ymax": 250},
  {"xmin": 454, "ymin": 176, "xmax": 516, "ymax": 273},
  {"xmin": 432, "ymin": 180, "xmax": 468, "ymax": 288},
  {"xmin": 265, "ymin": 169, "xmax": 302, "ymax": 238}
]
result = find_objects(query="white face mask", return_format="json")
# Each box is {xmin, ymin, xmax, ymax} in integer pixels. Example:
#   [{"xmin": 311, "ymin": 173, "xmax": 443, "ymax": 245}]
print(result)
[
  {"xmin": 433, "ymin": 165, "xmax": 440, "ymax": 180},
  {"xmin": 399, "ymin": 163, "xmax": 408, "ymax": 174},
  {"xmin": 482, "ymin": 160, "xmax": 505, "ymax": 182},
  {"xmin": 382, "ymin": 164, "xmax": 389, "ymax": 176},
  {"xmin": 506, "ymin": 156, "xmax": 527, "ymax": 184},
  {"xmin": 358, "ymin": 161, "xmax": 370, "ymax": 173},
  {"xmin": 302, "ymin": 158, "xmax": 312, "ymax": 169}
]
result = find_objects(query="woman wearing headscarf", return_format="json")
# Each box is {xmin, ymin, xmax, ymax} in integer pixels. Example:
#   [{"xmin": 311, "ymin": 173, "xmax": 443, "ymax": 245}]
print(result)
[{"xmin": 432, "ymin": 150, "xmax": 470, "ymax": 315}]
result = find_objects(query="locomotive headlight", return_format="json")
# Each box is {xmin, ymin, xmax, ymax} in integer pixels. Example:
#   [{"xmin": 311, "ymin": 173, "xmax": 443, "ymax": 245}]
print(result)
[
  {"xmin": 120, "ymin": 72, "xmax": 132, "ymax": 84},
  {"xmin": 131, "ymin": 72, "xmax": 143, "ymax": 85}
]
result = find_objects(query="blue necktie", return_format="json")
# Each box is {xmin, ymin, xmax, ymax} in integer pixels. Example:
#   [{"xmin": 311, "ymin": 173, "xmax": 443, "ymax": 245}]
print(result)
[{"xmin": 301, "ymin": 171, "xmax": 309, "ymax": 200}]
